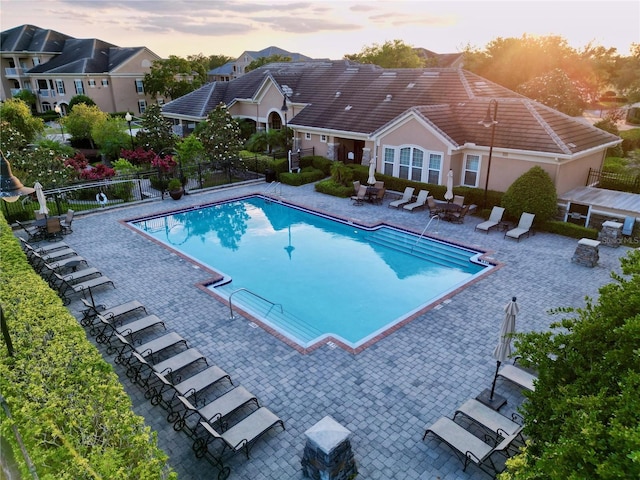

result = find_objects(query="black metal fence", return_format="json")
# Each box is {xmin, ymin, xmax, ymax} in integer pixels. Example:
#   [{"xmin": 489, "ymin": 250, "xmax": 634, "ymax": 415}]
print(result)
[
  {"xmin": 586, "ymin": 168, "xmax": 640, "ymax": 193},
  {"xmin": 2, "ymin": 158, "xmax": 264, "ymax": 225}
]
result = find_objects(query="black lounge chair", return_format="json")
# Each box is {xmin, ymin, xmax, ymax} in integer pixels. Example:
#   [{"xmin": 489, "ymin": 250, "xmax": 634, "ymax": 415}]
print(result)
[
  {"xmin": 79, "ymin": 298, "xmax": 147, "ymax": 330},
  {"xmin": 56, "ymin": 275, "xmax": 115, "ymax": 305},
  {"xmin": 193, "ymin": 407, "xmax": 285, "ymax": 460},
  {"xmin": 151, "ymin": 366, "xmax": 233, "ymax": 415},
  {"xmin": 423, "ymin": 417, "xmax": 522, "ymax": 477},
  {"xmin": 126, "ymin": 348, "xmax": 208, "ymax": 390},
  {"xmin": 172, "ymin": 387, "xmax": 259, "ymax": 434},
  {"xmin": 95, "ymin": 313, "xmax": 165, "ymax": 347}
]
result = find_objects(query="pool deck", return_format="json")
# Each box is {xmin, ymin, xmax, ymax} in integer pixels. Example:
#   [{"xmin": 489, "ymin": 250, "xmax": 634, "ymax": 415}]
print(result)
[{"xmin": 47, "ymin": 182, "xmax": 631, "ymax": 479}]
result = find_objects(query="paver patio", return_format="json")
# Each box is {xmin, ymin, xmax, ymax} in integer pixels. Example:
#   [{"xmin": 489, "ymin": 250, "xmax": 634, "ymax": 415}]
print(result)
[{"xmin": 52, "ymin": 181, "xmax": 630, "ymax": 479}]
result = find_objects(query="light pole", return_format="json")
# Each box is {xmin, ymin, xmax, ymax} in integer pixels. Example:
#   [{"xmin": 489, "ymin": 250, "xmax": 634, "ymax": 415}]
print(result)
[
  {"xmin": 54, "ymin": 104, "xmax": 64, "ymax": 141},
  {"xmin": 479, "ymin": 99, "xmax": 498, "ymax": 209},
  {"xmin": 125, "ymin": 112, "xmax": 135, "ymax": 150},
  {"xmin": 280, "ymin": 94, "xmax": 289, "ymax": 151}
]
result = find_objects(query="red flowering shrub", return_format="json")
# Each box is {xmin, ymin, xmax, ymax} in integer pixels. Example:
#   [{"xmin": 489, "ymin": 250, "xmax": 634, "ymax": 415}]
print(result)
[
  {"xmin": 151, "ymin": 154, "xmax": 177, "ymax": 173},
  {"xmin": 120, "ymin": 147, "xmax": 157, "ymax": 166},
  {"xmin": 64, "ymin": 152, "xmax": 115, "ymax": 180}
]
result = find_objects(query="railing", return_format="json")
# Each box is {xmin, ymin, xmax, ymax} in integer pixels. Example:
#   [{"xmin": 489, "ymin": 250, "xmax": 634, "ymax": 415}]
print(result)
[
  {"xmin": 412, "ymin": 214, "xmax": 440, "ymax": 252},
  {"xmin": 228, "ymin": 288, "xmax": 283, "ymax": 320},
  {"xmin": 4, "ymin": 67, "xmax": 24, "ymax": 76},
  {"xmin": 586, "ymin": 168, "xmax": 640, "ymax": 193},
  {"xmin": 264, "ymin": 181, "xmax": 282, "ymax": 196}
]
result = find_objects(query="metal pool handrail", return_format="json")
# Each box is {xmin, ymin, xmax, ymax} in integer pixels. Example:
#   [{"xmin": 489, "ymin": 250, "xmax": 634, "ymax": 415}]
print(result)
[
  {"xmin": 412, "ymin": 214, "xmax": 440, "ymax": 252},
  {"xmin": 228, "ymin": 288, "xmax": 283, "ymax": 320}
]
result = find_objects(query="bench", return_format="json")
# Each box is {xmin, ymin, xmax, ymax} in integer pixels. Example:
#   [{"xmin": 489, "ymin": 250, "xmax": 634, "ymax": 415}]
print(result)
[{"xmin": 497, "ymin": 364, "xmax": 537, "ymax": 392}]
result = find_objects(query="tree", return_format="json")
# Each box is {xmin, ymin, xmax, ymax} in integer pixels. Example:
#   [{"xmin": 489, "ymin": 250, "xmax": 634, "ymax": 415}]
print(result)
[
  {"xmin": 245, "ymin": 129, "xmax": 282, "ymax": 153},
  {"xmin": 502, "ymin": 250, "xmax": 640, "ymax": 479},
  {"xmin": 12, "ymin": 90, "xmax": 37, "ymax": 111},
  {"xmin": 142, "ymin": 53, "xmax": 231, "ymax": 100},
  {"xmin": 134, "ymin": 104, "xmax": 176, "ymax": 154},
  {"xmin": 245, "ymin": 54, "xmax": 292, "ymax": 72},
  {"xmin": 501, "ymin": 166, "xmax": 557, "ymax": 222},
  {"xmin": 196, "ymin": 102, "xmax": 244, "ymax": 181},
  {"xmin": 0, "ymin": 98, "xmax": 45, "ymax": 144},
  {"xmin": 91, "ymin": 116, "xmax": 129, "ymax": 160},
  {"xmin": 345, "ymin": 39, "xmax": 423, "ymax": 68},
  {"xmin": 516, "ymin": 69, "xmax": 587, "ymax": 116},
  {"xmin": 68, "ymin": 94, "xmax": 96, "ymax": 111},
  {"xmin": 62, "ymin": 103, "xmax": 108, "ymax": 148},
  {"xmin": 9, "ymin": 145, "xmax": 74, "ymax": 188}
]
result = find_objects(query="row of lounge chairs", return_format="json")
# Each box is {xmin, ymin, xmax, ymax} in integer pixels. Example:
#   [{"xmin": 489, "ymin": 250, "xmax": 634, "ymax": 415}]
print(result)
[
  {"xmin": 423, "ymin": 398, "xmax": 525, "ymax": 478},
  {"xmin": 78, "ymin": 296, "xmax": 284, "ymax": 479},
  {"xmin": 475, "ymin": 207, "xmax": 536, "ymax": 241},
  {"xmin": 19, "ymin": 237, "xmax": 115, "ymax": 304}
]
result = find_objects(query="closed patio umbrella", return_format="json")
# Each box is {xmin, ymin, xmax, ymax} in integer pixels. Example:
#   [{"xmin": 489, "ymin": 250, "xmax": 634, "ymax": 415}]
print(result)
[
  {"xmin": 444, "ymin": 170, "xmax": 454, "ymax": 202},
  {"xmin": 477, "ymin": 296, "xmax": 519, "ymax": 410},
  {"xmin": 35, "ymin": 182, "xmax": 49, "ymax": 216},
  {"xmin": 367, "ymin": 158, "xmax": 377, "ymax": 185}
]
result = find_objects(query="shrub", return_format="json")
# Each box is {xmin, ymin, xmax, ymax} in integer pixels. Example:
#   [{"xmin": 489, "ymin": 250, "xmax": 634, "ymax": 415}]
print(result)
[
  {"xmin": 542, "ymin": 220, "xmax": 598, "ymax": 239},
  {"xmin": 0, "ymin": 220, "xmax": 175, "ymax": 479},
  {"xmin": 501, "ymin": 166, "xmax": 557, "ymax": 223},
  {"xmin": 280, "ymin": 168, "xmax": 325, "ymax": 186},
  {"xmin": 315, "ymin": 178, "xmax": 354, "ymax": 197},
  {"xmin": 167, "ymin": 178, "xmax": 182, "ymax": 191}
]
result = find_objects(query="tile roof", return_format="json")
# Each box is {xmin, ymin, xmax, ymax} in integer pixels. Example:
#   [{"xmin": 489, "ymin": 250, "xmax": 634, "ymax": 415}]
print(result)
[
  {"xmin": 1, "ymin": 24, "xmax": 70, "ymax": 53},
  {"xmin": 27, "ymin": 38, "xmax": 144, "ymax": 74},
  {"xmin": 163, "ymin": 60, "xmax": 620, "ymax": 155}
]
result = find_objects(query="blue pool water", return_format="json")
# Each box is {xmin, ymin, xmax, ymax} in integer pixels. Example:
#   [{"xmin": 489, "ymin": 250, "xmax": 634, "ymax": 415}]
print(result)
[{"xmin": 130, "ymin": 196, "xmax": 492, "ymax": 349}]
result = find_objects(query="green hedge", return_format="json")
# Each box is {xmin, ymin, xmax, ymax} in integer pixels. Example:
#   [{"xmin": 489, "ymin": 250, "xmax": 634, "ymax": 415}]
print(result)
[
  {"xmin": 280, "ymin": 167, "xmax": 326, "ymax": 186},
  {"xmin": 0, "ymin": 219, "xmax": 175, "ymax": 479},
  {"xmin": 542, "ymin": 220, "xmax": 598, "ymax": 239}
]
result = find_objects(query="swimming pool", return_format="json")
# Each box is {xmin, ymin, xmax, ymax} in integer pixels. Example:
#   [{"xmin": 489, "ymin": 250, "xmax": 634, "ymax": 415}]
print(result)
[{"xmin": 129, "ymin": 196, "xmax": 493, "ymax": 351}]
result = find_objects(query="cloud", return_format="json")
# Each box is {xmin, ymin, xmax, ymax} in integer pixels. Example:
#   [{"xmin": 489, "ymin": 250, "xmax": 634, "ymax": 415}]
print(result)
[{"xmin": 253, "ymin": 16, "xmax": 361, "ymax": 34}]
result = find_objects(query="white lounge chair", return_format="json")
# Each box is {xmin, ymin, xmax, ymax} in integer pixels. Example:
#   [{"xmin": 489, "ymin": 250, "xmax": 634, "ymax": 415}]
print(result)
[
  {"xmin": 505, "ymin": 213, "xmax": 535, "ymax": 241},
  {"xmin": 403, "ymin": 190, "xmax": 429, "ymax": 212},
  {"xmin": 454, "ymin": 399, "xmax": 524, "ymax": 444},
  {"xmin": 423, "ymin": 416, "xmax": 522, "ymax": 476},
  {"xmin": 497, "ymin": 364, "xmax": 537, "ymax": 392},
  {"xmin": 389, "ymin": 187, "xmax": 415, "ymax": 209},
  {"xmin": 475, "ymin": 206, "xmax": 505, "ymax": 233}
]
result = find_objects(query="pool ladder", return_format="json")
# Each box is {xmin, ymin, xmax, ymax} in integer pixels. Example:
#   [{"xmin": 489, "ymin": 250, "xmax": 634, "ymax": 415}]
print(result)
[
  {"xmin": 264, "ymin": 181, "xmax": 282, "ymax": 198},
  {"xmin": 228, "ymin": 288, "xmax": 283, "ymax": 320},
  {"xmin": 411, "ymin": 214, "xmax": 440, "ymax": 252}
]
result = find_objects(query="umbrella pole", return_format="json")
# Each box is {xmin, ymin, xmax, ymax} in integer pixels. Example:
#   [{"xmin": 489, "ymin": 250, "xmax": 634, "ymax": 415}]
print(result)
[
  {"xmin": 476, "ymin": 360, "xmax": 507, "ymax": 410},
  {"xmin": 489, "ymin": 361, "xmax": 501, "ymax": 399}
]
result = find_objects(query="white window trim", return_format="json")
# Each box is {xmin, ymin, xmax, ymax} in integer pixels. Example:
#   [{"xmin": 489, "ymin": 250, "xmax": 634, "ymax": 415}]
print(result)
[
  {"xmin": 305, "ymin": 132, "xmax": 311, "ymax": 140},
  {"xmin": 320, "ymin": 134, "xmax": 327, "ymax": 143},
  {"xmin": 462, "ymin": 154, "xmax": 481, "ymax": 188},
  {"xmin": 382, "ymin": 145, "xmax": 444, "ymax": 183},
  {"xmin": 101, "ymin": 79, "xmax": 109, "ymax": 87}
]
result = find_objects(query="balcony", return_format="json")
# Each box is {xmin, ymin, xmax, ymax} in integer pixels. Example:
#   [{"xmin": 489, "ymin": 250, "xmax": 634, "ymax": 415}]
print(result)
[
  {"xmin": 38, "ymin": 89, "xmax": 56, "ymax": 98},
  {"xmin": 4, "ymin": 67, "xmax": 25, "ymax": 76}
]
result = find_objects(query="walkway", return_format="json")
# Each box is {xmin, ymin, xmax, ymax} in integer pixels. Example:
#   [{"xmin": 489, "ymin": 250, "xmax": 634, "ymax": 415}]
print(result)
[{"xmin": 56, "ymin": 182, "xmax": 631, "ymax": 479}]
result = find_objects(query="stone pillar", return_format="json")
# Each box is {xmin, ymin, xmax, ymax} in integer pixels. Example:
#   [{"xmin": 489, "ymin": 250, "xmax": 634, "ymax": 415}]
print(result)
[
  {"xmin": 572, "ymin": 238, "xmax": 600, "ymax": 267},
  {"xmin": 597, "ymin": 220, "xmax": 623, "ymax": 248},
  {"xmin": 301, "ymin": 416, "xmax": 358, "ymax": 480}
]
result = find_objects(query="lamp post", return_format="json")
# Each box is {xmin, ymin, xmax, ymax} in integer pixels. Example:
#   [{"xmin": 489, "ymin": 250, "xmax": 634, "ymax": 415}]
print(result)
[
  {"xmin": 125, "ymin": 112, "xmax": 135, "ymax": 150},
  {"xmin": 479, "ymin": 99, "xmax": 498, "ymax": 209},
  {"xmin": 54, "ymin": 104, "xmax": 64, "ymax": 141},
  {"xmin": 281, "ymin": 93, "xmax": 289, "ymax": 152}
]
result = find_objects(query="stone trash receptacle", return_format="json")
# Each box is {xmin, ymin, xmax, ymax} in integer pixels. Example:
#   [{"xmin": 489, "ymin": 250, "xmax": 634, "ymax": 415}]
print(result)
[
  {"xmin": 301, "ymin": 415, "xmax": 358, "ymax": 480},
  {"xmin": 572, "ymin": 238, "xmax": 600, "ymax": 267},
  {"xmin": 597, "ymin": 220, "xmax": 623, "ymax": 248}
]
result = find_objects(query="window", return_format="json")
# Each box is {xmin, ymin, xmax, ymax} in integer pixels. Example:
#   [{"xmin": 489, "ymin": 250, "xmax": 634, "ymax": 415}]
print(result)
[
  {"xmin": 32, "ymin": 57, "xmax": 41, "ymax": 66},
  {"xmin": 399, "ymin": 147, "xmax": 411, "ymax": 179},
  {"xmin": 427, "ymin": 153, "xmax": 442, "ymax": 184},
  {"xmin": 138, "ymin": 99, "xmax": 147, "ymax": 113},
  {"xmin": 305, "ymin": 132, "xmax": 311, "ymax": 140},
  {"xmin": 55, "ymin": 80, "xmax": 65, "ymax": 95},
  {"xmin": 383, "ymin": 147, "xmax": 394, "ymax": 176},
  {"xmin": 88, "ymin": 79, "xmax": 96, "ymax": 88},
  {"xmin": 398, "ymin": 146, "xmax": 425, "ymax": 181},
  {"xmin": 101, "ymin": 79, "xmax": 109, "ymax": 87},
  {"xmin": 463, "ymin": 154, "xmax": 480, "ymax": 187},
  {"xmin": 320, "ymin": 135, "xmax": 327, "ymax": 143},
  {"xmin": 74, "ymin": 79, "xmax": 84, "ymax": 94},
  {"xmin": 135, "ymin": 79, "xmax": 144, "ymax": 93}
]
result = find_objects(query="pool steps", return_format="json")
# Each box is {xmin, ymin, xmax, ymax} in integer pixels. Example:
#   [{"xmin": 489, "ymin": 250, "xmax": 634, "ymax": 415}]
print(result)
[{"xmin": 366, "ymin": 229, "xmax": 478, "ymax": 270}]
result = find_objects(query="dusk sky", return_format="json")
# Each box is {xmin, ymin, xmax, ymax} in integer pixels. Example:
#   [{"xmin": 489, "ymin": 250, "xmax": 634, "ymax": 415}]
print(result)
[{"xmin": 1, "ymin": 0, "xmax": 638, "ymax": 60}]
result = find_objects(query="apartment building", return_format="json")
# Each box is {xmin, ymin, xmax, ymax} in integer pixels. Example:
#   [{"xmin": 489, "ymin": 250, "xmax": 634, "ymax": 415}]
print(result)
[{"xmin": 1, "ymin": 24, "xmax": 163, "ymax": 115}]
